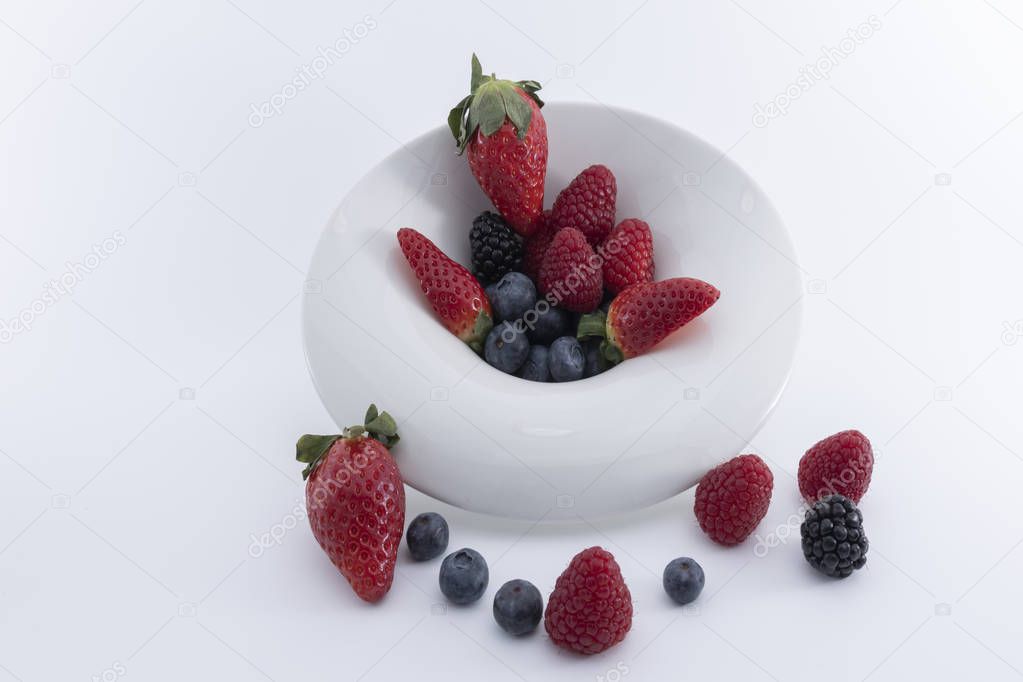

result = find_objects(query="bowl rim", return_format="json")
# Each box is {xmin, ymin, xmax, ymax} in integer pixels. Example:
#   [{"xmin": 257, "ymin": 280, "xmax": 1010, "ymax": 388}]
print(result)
[
  {"xmin": 302, "ymin": 99, "xmax": 802, "ymax": 394},
  {"xmin": 300, "ymin": 101, "xmax": 803, "ymax": 505}
]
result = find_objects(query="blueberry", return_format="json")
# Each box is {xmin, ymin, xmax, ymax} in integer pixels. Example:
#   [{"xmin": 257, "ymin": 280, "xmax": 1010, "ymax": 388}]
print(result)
[
  {"xmin": 439, "ymin": 548, "xmax": 489, "ymax": 605},
  {"xmin": 484, "ymin": 323, "xmax": 529, "ymax": 374},
  {"xmin": 489, "ymin": 272, "xmax": 536, "ymax": 323},
  {"xmin": 662, "ymin": 557, "xmax": 705, "ymax": 605},
  {"xmin": 493, "ymin": 579, "xmax": 543, "ymax": 635},
  {"xmin": 583, "ymin": 338, "xmax": 608, "ymax": 378},
  {"xmin": 527, "ymin": 305, "xmax": 573, "ymax": 345},
  {"xmin": 548, "ymin": 336, "xmax": 585, "ymax": 382},
  {"xmin": 405, "ymin": 512, "xmax": 449, "ymax": 561},
  {"xmin": 517, "ymin": 345, "xmax": 549, "ymax": 382}
]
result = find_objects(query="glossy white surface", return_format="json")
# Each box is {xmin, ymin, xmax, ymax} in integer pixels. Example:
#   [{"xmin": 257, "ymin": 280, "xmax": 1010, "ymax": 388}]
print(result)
[
  {"xmin": 6, "ymin": 2, "xmax": 1023, "ymax": 680},
  {"xmin": 302, "ymin": 102, "xmax": 802, "ymax": 519}
]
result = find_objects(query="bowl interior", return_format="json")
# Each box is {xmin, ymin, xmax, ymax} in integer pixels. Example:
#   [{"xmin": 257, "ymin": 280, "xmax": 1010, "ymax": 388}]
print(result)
[{"xmin": 302, "ymin": 101, "xmax": 802, "ymax": 520}]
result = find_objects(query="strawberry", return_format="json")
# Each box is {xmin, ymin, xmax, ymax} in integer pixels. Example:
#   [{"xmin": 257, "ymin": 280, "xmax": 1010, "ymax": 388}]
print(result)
[
  {"xmin": 550, "ymin": 164, "xmax": 617, "ymax": 246},
  {"xmin": 297, "ymin": 405, "xmax": 404, "ymax": 603},
  {"xmin": 522, "ymin": 209, "xmax": 554, "ymax": 280},
  {"xmin": 601, "ymin": 218, "xmax": 655, "ymax": 295},
  {"xmin": 397, "ymin": 227, "xmax": 492, "ymax": 354},
  {"xmin": 578, "ymin": 277, "xmax": 720, "ymax": 364},
  {"xmin": 537, "ymin": 227, "xmax": 603, "ymax": 313},
  {"xmin": 449, "ymin": 54, "xmax": 546, "ymax": 236}
]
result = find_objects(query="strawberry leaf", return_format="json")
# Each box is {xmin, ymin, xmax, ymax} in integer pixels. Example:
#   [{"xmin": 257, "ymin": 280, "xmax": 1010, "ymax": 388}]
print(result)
[
  {"xmin": 296, "ymin": 434, "xmax": 341, "ymax": 480},
  {"xmin": 296, "ymin": 404, "xmax": 400, "ymax": 479},
  {"xmin": 515, "ymin": 80, "xmax": 544, "ymax": 107},
  {"xmin": 364, "ymin": 404, "xmax": 379, "ymax": 426},
  {"xmin": 470, "ymin": 53, "xmax": 484, "ymax": 92},
  {"xmin": 362, "ymin": 405, "xmax": 400, "ymax": 449},
  {"xmin": 447, "ymin": 95, "xmax": 471, "ymax": 150},
  {"xmin": 448, "ymin": 54, "xmax": 543, "ymax": 153},
  {"xmin": 365, "ymin": 412, "xmax": 397, "ymax": 438},
  {"xmin": 501, "ymin": 86, "xmax": 533, "ymax": 140},
  {"xmin": 473, "ymin": 85, "xmax": 506, "ymax": 137}
]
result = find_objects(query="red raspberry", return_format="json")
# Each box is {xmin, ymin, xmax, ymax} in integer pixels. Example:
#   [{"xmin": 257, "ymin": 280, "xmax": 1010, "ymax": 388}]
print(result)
[
  {"xmin": 601, "ymin": 218, "xmax": 655, "ymax": 295},
  {"xmin": 694, "ymin": 454, "xmax": 773, "ymax": 546},
  {"xmin": 522, "ymin": 210, "xmax": 554, "ymax": 281},
  {"xmin": 544, "ymin": 546, "xmax": 632, "ymax": 655},
  {"xmin": 798, "ymin": 430, "xmax": 873, "ymax": 503},
  {"xmin": 538, "ymin": 227, "xmax": 603, "ymax": 312},
  {"xmin": 550, "ymin": 164, "xmax": 617, "ymax": 246}
]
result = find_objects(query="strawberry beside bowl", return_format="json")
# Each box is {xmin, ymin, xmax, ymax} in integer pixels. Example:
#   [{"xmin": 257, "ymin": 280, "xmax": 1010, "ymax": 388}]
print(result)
[{"xmin": 302, "ymin": 102, "xmax": 802, "ymax": 521}]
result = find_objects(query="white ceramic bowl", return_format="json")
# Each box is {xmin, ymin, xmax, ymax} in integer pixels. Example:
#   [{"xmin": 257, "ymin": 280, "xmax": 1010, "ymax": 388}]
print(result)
[{"xmin": 302, "ymin": 102, "xmax": 802, "ymax": 521}]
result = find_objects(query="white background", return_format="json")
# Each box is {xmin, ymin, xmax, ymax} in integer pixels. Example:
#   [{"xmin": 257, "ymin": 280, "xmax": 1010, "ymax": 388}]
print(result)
[{"xmin": 2, "ymin": 1, "xmax": 1023, "ymax": 680}]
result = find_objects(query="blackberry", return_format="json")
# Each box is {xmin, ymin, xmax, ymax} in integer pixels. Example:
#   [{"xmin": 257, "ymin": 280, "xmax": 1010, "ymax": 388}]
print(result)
[
  {"xmin": 470, "ymin": 212, "xmax": 523, "ymax": 285},
  {"xmin": 800, "ymin": 494, "xmax": 868, "ymax": 578}
]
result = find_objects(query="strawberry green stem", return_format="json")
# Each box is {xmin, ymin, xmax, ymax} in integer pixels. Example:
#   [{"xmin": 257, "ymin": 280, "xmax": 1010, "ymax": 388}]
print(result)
[
  {"xmin": 601, "ymin": 340, "xmax": 625, "ymax": 367},
  {"xmin": 576, "ymin": 310, "xmax": 607, "ymax": 341},
  {"xmin": 464, "ymin": 310, "xmax": 493, "ymax": 356},
  {"xmin": 296, "ymin": 404, "xmax": 399, "ymax": 480},
  {"xmin": 577, "ymin": 310, "xmax": 625, "ymax": 367}
]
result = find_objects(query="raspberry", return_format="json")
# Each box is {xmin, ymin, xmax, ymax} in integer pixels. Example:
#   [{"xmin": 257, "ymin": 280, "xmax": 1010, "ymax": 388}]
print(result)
[
  {"xmin": 522, "ymin": 210, "xmax": 554, "ymax": 280},
  {"xmin": 550, "ymin": 164, "xmax": 617, "ymax": 246},
  {"xmin": 601, "ymin": 218, "xmax": 655, "ymax": 295},
  {"xmin": 538, "ymin": 227, "xmax": 603, "ymax": 312},
  {"xmin": 798, "ymin": 430, "xmax": 873, "ymax": 504},
  {"xmin": 801, "ymin": 494, "xmax": 868, "ymax": 578},
  {"xmin": 544, "ymin": 546, "xmax": 632, "ymax": 655},
  {"xmin": 694, "ymin": 454, "xmax": 773, "ymax": 546}
]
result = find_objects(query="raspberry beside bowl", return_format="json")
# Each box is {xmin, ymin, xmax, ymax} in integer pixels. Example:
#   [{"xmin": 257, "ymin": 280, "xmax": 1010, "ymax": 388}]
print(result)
[{"xmin": 302, "ymin": 101, "xmax": 802, "ymax": 520}]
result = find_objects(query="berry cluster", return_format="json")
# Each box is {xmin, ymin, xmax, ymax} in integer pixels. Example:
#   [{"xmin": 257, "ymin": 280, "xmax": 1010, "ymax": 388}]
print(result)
[
  {"xmin": 297, "ymin": 403, "xmax": 722, "ymax": 656},
  {"xmin": 417, "ymin": 513, "xmax": 640, "ymax": 654},
  {"xmin": 435, "ymin": 164, "xmax": 719, "ymax": 381},
  {"xmin": 396, "ymin": 55, "xmax": 719, "ymax": 383},
  {"xmin": 691, "ymin": 431, "xmax": 874, "ymax": 580},
  {"xmin": 297, "ymin": 55, "xmax": 884, "ymax": 662}
]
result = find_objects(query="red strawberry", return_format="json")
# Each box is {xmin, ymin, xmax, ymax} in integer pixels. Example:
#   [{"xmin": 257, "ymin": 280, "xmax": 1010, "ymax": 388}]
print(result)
[
  {"xmin": 397, "ymin": 227, "xmax": 492, "ymax": 354},
  {"xmin": 297, "ymin": 405, "xmax": 404, "ymax": 603},
  {"xmin": 449, "ymin": 54, "xmax": 546, "ymax": 236},
  {"xmin": 538, "ymin": 227, "xmax": 603, "ymax": 312},
  {"xmin": 522, "ymin": 209, "xmax": 554, "ymax": 280},
  {"xmin": 694, "ymin": 454, "xmax": 773, "ymax": 546},
  {"xmin": 601, "ymin": 218, "xmax": 655, "ymax": 295},
  {"xmin": 550, "ymin": 164, "xmax": 617, "ymax": 246},
  {"xmin": 798, "ymin": 430, "xmax": 874, "ymax": 503},
  {"xmin": 578, "ymin": 277, "xmax": 720, "ymax": 364},
  {"xmin": 544, "ymin": 546, "xmax": 632, "ymax": 655}
]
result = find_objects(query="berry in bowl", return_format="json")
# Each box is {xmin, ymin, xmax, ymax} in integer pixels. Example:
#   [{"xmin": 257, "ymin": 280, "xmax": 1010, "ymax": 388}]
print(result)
[{"xmin": 302, "ymin": 56, "xmax": 802, "ymax": 520}]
